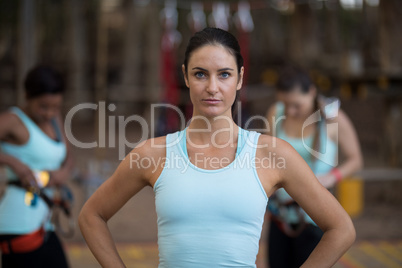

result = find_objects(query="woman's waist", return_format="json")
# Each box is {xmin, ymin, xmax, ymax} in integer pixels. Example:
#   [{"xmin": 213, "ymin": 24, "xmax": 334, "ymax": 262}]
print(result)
[
  {"xmin": 0, "ymin": 186, "xmax": 50, "ymax": 234},
  {"xmin": 158, "ymin": 232, "xmax": 259, "ymax": 266}
]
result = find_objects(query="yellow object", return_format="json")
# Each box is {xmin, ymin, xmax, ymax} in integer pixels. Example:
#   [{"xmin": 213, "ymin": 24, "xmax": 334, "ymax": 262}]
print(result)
[
  {"xmin": 24, "ymin": 191, "xmax": 35, "ymax": 206},
  {"xmin": 336, "ymin": 177, "xmax": 364, "ymax": 218},
  {"xmin": 35, "ymin": 171, "xmax": 50, "ymax": 187}
]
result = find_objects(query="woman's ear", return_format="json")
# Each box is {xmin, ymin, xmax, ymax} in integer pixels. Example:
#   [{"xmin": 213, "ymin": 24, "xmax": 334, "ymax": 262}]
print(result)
[
  {"xmin": 182, "ymin": 64, "xmax": 189, "ymax": 88},
  {"xmin": 237, "ymin": 66, "xmax": 244, "ymax": 90}
]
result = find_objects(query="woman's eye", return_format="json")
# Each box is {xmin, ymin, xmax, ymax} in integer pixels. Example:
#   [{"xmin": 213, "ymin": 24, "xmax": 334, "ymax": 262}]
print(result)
[
  {"xmin": 195, "ymin": 72, "xmax": 206, "ymax": 78},
  {"xmin": 220, "ymin": 72, "xmax": 230, "ymax": 78}
]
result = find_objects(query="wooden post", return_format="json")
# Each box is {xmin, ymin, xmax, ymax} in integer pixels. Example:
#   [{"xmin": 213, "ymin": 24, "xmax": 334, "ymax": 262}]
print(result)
[
  {"xmin": 17, "ymin": 0, "xmax": 37, "ymax": 106},
  {"xmin": 95, "ymin": 3, "xmax": 108, "ymax": 104},
  {"xmin": 324, "ymin": 1, "xmax": 341, "ymax": 55},
  {"xmin": 112, "ymin": 1, "xmax": 150, "ymax": 115},
  {"xmin": 361, "ymin": 1, "xmax": 380, "ymax": 73},
  {"xmin": 121, "ymin": 0, "xmax": 143, "ymax": 100},
  {"xmin": 254, "ymin": 5, "xmax": 285, "ymax": 62},
  {"xmin": 66, "ymin": 0, "xmax": 89, "ymax": 111},
  {"xmin": 378, "ymin": 0, "xmax": 402, "ymax": 75},
  {"xmin": 288, "ymin": 3, "xmax": 320, "ymax": 65},
  {"xmin": 94, "ymin": 1, "xmax": 109, "ymax": 159},
  {"xmin": 145, "ymin": 2, "xmax": 161, "ymax": 104}
]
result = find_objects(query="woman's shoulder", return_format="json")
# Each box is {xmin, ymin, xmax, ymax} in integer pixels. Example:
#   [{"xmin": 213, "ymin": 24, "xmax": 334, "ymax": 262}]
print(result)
[
  {"xmin": 0, "ymin": 109, "xmax": 24, "ymax": 139},
  {"xmin": 257, "ymin": 133, "xmax": 297, "ymax": 157},
  {"xmin": 129, "ymin": 128, "xmax": 186, "ymax": 159},
  {"xmin": 131, "ymin": 135, "xmax": 167, "ymax": 158},
  {"xmin": 0, "ymin": 110, "xmax": 17, "ymax": 122},
  {"xmin": 320, "ymin": 99, "xmax": 351, "ymax": 127},
  {"xmin": 122, "ymin": 135, "xmax": 171, "ymax": 184},
  {"xmin": 257, "ymin": 133, "xmax": 287, "ymax": 146}
]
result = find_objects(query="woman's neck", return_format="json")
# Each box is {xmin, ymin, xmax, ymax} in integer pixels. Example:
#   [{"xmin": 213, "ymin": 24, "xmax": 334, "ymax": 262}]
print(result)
[{"xmin": 187, "ymin": 115, "xmax": 238, "ymax": 147}]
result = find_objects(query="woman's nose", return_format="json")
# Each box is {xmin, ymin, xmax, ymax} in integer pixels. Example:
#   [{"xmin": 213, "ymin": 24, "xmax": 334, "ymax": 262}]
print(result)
[{"xmin": 206, "ymin": 77, "xmax": 218, "ymax": 95}]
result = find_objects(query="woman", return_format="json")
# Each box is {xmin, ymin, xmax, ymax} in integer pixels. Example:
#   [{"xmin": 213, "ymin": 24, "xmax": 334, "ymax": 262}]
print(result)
[
  {"xmin": 79, "ymin": 28, "xmax": 355, "ymax": 268},
  {"xmin": 265, "ymin": 65, "xmax": 363, "ymax": 268},
  {"xmin": 0, "ymin": 66, "xmax": 73, "ymax": 267}
]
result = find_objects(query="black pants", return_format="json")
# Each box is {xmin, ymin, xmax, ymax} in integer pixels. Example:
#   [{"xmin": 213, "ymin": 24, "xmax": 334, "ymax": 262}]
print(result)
[
  {"xmin": 1, "ymin": 231, "xmax": 69, "ymax": 268},
  {"xmin": 268, "ymin": 219, "xmax": 323, "ymax": 268}
]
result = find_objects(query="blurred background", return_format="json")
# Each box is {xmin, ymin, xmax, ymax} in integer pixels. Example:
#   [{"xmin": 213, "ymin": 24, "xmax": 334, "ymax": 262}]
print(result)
[{"xmin": 0, "ymin": 0, "xmax": 401, "ymax": 267}]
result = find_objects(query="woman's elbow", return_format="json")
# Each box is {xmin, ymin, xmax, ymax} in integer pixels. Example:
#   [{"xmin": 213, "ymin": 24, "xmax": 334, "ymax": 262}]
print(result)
[
  {"xmin": 349, "ymin": 153, "xmax": 364, "ymax": 174},
  {"xmin": 78, "ymin": 204, "xmax": 97, "ymax": 233},
  {"xmin": 356, "ymin": 154, "xmax": 364, "ymax": 171},
  {"xmin": 78, "ymin": 203, "xmax": 108, "ymax": 233},
  {"xmin": 78, "ymin": 207, "xmax": 89, "ymax": 233},
  {"xmin": 341, "ymin": 217, "xmax": 356, "ymax": 249}
]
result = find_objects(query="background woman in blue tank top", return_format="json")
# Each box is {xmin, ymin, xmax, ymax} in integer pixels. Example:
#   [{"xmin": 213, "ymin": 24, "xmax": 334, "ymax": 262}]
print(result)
[
  {"xmin": 79, "ymin": 28, "xmax": 356, "ymax": 268},
  {"xmin": 0, "ymin": 66, "xmax": 73, "ymax": 267},
  {"xmin": 265, "ymin": 65, "xmax": 363, "ymax": 268}
]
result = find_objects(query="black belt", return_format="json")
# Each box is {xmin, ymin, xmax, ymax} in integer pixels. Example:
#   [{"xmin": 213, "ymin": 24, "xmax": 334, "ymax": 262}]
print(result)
[{"xmin": 8, "ymin": 181, "xmax": 55, "ymax": 209}]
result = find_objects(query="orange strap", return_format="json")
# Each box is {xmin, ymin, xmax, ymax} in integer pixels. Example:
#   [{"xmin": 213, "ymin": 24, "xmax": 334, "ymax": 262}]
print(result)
[{"xmin": 0, "ymin": 228, "xmax": 45, "ymax": 254}]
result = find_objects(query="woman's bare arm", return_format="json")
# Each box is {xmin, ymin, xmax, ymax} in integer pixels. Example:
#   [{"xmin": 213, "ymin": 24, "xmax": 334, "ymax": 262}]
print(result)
[
  {"xmin": 278, "ymin": 139, "xmax": 355, "ymax": 267},
  {"xmin": 0, "ymin": 112, "xmax": 37, "ymax": 186},
  {"xmin": 258, "ymin": 136, "xmax": 355, "ymax": 267},
  {"xmin": 335, "ymin": 109, "xmax": 363, "ymax": 177},
  {"xmin": 48, "ymin": 116, "xmax": 74, "ymax": 186},
  {"xmin": 78, "ymin": 137, "xmax": 165, "ymax": 267},
  {"xmin": 317, "ymin": 109, "xmax": 363, "ymax": 187}
]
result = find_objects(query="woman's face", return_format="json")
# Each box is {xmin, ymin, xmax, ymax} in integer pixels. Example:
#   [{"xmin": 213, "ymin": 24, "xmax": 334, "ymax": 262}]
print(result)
[
  {"xmin": 183, "ymin": 44, "xmax": 244, "ymax": 119},
  {"xmin": 277, "ymin": 86, "xmax": 316, "ymax": 119},
  {"xmin": 26, "ymin": 94, "xmax": 63, "ymax": 123}
]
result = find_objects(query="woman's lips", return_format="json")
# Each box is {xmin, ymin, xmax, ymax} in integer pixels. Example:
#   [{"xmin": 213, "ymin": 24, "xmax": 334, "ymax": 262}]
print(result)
[{"xmin": 202, "ymin": 98, "xmax": 221, "ymax": 104}]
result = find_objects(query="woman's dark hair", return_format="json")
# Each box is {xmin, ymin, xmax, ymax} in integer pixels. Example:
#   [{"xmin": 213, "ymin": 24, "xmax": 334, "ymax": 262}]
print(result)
[
  {"xmin": 276, "ymin": 65, "xmax": 312, "ymax": 94},
  {"xmin": 184, "ymin": 27, "xmax": 243, "ymax": 74},
  {"xmin": 184, "ymin": 27, "xmax": 244, "ymax": 117},
  {"xmin": 24, "ymin": 65, "xmax": 64, "ymax": 99}
]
